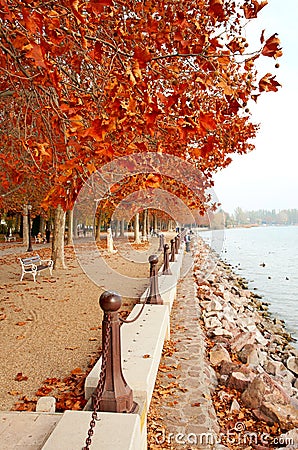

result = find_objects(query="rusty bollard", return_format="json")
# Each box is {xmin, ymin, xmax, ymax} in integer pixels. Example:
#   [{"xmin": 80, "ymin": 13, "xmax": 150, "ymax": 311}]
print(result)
[
  {"xmin": 170, "ymin": 238, "xmax": 176, "ymax": 262},
  {"xmin": 158, "ymin": 233, "xmax": 164, "ymax": 251},
  {"xmin": 174, "ymin": 235, "xmax": 179, "ymax": 254},
  {"xmin": 146, "ymin": 254, "xmax": 163, "ymax": 304},
  {"xmin": 94, "ymin": 291, "xmax": 135, "ymax": 413},
  {"xmin": 177, "ymin": 234, "xmax": 181, "ymax": 250},
  {"xmin": 162, "ymin": 243, "xmax": 172, "ymax": 275}
]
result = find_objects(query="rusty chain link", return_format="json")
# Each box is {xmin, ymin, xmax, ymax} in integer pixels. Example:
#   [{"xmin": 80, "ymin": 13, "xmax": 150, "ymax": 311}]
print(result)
[
  {"xmin": 82, "ymin": 314, "xmax": 111, "ymax": 450},
  {"xmin": 119, "ymin": 298, "xmax": 147, "ymax": 324}
]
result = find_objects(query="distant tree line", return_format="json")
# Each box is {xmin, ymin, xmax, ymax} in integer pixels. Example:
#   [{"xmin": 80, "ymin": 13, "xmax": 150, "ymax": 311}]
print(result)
[
  {"xmin": 195, "ymin": 208, "xmax": 298, "ymax": 230},
  {"xmin": 226, "ymin": 208, "xmax": 298, "ymax": 227}
]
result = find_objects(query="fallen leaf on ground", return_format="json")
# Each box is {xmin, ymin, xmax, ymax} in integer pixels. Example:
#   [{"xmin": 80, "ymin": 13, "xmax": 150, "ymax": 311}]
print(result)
[
  {"xmin": 71, "ymin": 367, "xmax": 82, "ymax": 375},
  {"xmin": 15, "ymin": 373, "xmax": 28, "ymax": 382},
  {"xmin": 8, "ymin": 390, "xmax": 21, "ymax": 396},
  {"xmin": 36, "ymin": 386, "xmax": 53, "ymax": 396}
]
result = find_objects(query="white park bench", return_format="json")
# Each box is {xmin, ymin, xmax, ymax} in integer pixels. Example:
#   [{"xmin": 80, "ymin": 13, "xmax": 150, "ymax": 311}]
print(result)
[
  {"xmin": 5, "ymin": 235, "xmax": 16, "ymax": 242},
  {"xmin": 19, "ymin": 255, "xmax": 53, "ymax": 282}
]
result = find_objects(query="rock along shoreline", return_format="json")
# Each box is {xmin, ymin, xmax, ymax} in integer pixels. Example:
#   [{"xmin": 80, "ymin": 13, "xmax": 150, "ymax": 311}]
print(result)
[{"xmin": 193, "ymin": 236, "xmax": 298, "ymax": 449}]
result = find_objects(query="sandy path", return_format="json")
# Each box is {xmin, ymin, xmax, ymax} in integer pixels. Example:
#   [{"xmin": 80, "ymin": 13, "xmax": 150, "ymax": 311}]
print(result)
[{"xmin": 0, "ymin": 234, "xmax": 168, "ymax": 410}]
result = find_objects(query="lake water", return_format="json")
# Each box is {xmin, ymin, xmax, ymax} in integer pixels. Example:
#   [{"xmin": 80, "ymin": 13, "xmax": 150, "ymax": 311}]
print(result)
[{"xmin": 199, "ymin": 226, "xmax": 298, "ymax": 346}]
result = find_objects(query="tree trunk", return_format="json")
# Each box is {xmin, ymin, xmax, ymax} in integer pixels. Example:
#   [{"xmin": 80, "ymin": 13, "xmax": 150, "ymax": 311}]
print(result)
[
  {"xmin": 115, "ymin": 219, "xmax": 120, "ymax": 238},
  {"xmin": 120, "ymin": 219, "xmax": 125, "ymax": 237},
  {"xmin": 95, "ymin": 210, "xmax": 102, "ymax": 242},
  {"xmin": 134, "ymin": 213, "xmax": 141, "ymax": 244},
  {"xmin": 154, "ymin": 214, "xmax": 157, "ymax": 233},
  {"xmin": 51, "ymin": 204, "xmax": 66, "ymax": 269},
  {"xmin": 22, "ymin": 206, "xmax": 29, "ymax": 247},
  {"xmin": 67, "ymin": 209, "xmax": 74, "ymax": 246},
  {"xmin": 142, "ymin": 209, "xmax": 147, "ymax": 241},
  {"xmin": 39, "ymin": 216, "xmax": 45, "ymax": 234},
  {"xmin": 146, "ymin": 209, "xmax": 150, "ymax": 237},
  {"xmin": 74, "ymin": 217, "xmax": 78, "ymax": 238}
]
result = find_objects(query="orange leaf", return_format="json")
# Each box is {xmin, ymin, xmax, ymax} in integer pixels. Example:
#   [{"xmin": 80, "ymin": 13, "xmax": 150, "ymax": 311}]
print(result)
[
  {"xmin": 25, "ymin": 42, "xmax": 47, "ymax": 68},
  {"xmin": 36, "ymin": 386, "xmax": 53, "ymax": 396},
  {"xmin": 208, "ymin": 0, "xmax": 225, "ymax": 21},
  {"xmin": 133, "ymin": 46, "xmax": 151, "ymax": 68},
  {"xmin": 71, "ymin": 367, "xmax": 83, "ymax": 375},
  {"xmin": 259, "ymin": 73, "xmax": 281, "ymax": 92},
  {"xmin": 261, "ymin": 33, "xmax": 283, "ymax": 58},
  {"xmin": 243, "ymin": 0, "xmax": 268, "ymax": 19},
  {"xmin": 200, "ymin": 112, "xmax": 217, "ymax": 132},
  {"xmin": 8, "ymin": 390, "xmax": 21, "ymax": 396},
  {"xmin": 15, "ymin": 372, "xmax": 28, "ymax": 382}
]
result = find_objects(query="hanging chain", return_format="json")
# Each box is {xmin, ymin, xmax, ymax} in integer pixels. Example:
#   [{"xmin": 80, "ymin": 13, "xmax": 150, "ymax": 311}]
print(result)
[
  {"xmin": 119, "ymin": 298, "xmax": 147, "ymax": 324},
  {"xmin": 82, "ymin": 314, "xmax": 111, "ymax": 450}
]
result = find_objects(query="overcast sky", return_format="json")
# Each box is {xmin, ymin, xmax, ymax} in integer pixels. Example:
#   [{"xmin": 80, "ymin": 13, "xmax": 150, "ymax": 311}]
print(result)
[{"xmin": 213, "ymin": 0, "xmax": 298, "ymax": 214}]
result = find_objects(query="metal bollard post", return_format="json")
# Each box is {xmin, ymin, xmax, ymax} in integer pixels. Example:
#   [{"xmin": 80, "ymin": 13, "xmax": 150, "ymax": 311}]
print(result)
[
  {"xmin": 170, "ymin": 238, "xmax": 176, "ymax": 262},
  {"xmin": 174, "ymin": 235, "xmax": 179, "ymax": 254},
  {"xmin": 94, "ymin": 291, "xmax": 136, "ymax": 413},
  {"xmin": 158, "ymin": 233, "xmax": 164, "ymax": 251},
  {"xmin": 146, "ymin": 255, "xmax": 163, "ymax": 304},
  {"xmin": 162, "ymin": 243, "xmax": 172, "ymax": 275}
]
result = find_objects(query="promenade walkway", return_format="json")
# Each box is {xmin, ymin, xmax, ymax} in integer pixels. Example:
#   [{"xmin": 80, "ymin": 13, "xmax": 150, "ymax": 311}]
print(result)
[{"xmin": 148, "ymin": 253, "xmax": 222, "ymax": 449}]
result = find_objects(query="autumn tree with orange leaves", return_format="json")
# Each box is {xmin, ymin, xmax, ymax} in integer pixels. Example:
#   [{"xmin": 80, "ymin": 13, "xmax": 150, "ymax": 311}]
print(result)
[{"xmin": 0, "ymin": 0, "xmax": 282, "ymax": 266}]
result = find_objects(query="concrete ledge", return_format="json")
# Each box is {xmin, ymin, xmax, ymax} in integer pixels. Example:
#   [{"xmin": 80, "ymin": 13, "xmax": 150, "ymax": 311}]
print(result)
[
  {"xmin": 85, "ymin": 304, "xmax": 170, "ymax": 409},
  {"xmin": 0, "ymin": 412, "xmax": 62, "ymax": 450},
  {"xmin": 42, "ymin": 410, "xmax": 141, "ymax": 450}
]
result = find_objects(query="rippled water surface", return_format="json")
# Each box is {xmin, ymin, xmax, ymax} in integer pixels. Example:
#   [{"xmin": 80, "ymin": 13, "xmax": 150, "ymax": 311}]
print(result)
[{"xmin": 199, "ymin": 226, "xmax": 298, "ymax": 345}]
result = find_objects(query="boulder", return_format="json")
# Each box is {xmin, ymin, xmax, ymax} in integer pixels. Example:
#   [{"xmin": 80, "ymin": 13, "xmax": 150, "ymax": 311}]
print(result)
[
  {"xmin": 210, "ymin": 328, "xmax": 233, "ymax": 338},
  {"xmin": 209, "ymin": 343, "xmax": 232, "ymax": 366},
  {"xmin": 287, "ymin": 356, "xmax": 298, "ymax": 376},
  {"xmin": 222, "ymin": 304, "xmax": 237, "ymax": 321},
  {"xmin": 277, "ymin": 428, "xmax": 298, "ymax": 449},
  {"xmin": 231, "ymin": 331, "xmax": 256, "ymax": 352},
  {"xmin": 241, "ymin": 372, "xmax": 298, "ymax": 430},
  {"xmin": 227, "ymin": 371, "xmax": 251, "ymax": 392},
  {"xmin": 254, "ymin": 328, "xmax": 269, "ymax": 346},
  {"xmin": 238, "ymin": 343, "xmax": 258, "ymax": 364},
  {"xmin": 204, "ymin": 316, "xmax": 222, "ymax": 329},
  {"xmin": 204, "ymin": 310, "xmax": 224, "ymax": 320},
  {"xmin": 265, "ymin": 360, "xmax": 287, "ymax": 377},
  {"xmin": 219, "ymin": 360, "xmax": 239, "ymax": 376},
  {"xmin": 260, "ymin": 401, "xmax": 298, "ymax": 431},
  {"xmin": 206, "ymin": 298, "xmax": 223, "ymax": 312},
  {"xmin": 221, "ymin": 318, "xmax": 237, "ymax": 332},
  {"xmin": 241, "ymin": 372, "xmax": 291, "ymax": 410}
]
